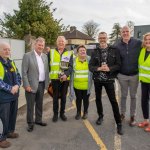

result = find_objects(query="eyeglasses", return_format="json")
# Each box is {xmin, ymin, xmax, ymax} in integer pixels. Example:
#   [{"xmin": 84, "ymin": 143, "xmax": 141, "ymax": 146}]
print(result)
[{"xmin": 3, "ymin": 48, "xmax": 11, "ymax": 51}]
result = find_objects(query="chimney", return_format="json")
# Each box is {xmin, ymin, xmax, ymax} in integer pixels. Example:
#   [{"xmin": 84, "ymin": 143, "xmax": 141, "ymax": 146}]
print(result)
[{"xmin": 70, "ymin": 26, "xmax": 76, "ymax": 32}]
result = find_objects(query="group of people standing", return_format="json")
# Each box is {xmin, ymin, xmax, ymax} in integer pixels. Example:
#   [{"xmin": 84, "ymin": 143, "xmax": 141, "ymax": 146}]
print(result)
[{"xmin": 0, "ymin": 25, "xmax": 150, "ymax": 148}]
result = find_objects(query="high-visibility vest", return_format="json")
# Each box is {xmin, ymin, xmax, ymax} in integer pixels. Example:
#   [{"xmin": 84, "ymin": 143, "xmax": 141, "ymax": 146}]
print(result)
[
  {"xmin": 50, "ymin": 49, "xmax": 72, "ymax": 80},
  {"xmin": 138, "ymin": 48, "xmax": 150, "ymax": 83},
  {"xmin": 73, "ymin": 57, "xmax": 88, "ymax": 90},
  {"xmin": 0, "ymin": 61, "xmax": 17, "ymax": 80}
]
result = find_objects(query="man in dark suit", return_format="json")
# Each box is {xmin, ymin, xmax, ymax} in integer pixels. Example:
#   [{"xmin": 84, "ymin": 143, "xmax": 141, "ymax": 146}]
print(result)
[{"xmin": 22, "ymin": 37, "xmax": 49, "ymax": 132}]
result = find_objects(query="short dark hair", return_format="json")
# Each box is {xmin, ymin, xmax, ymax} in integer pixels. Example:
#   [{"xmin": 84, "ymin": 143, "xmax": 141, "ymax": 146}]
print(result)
[
  {"xmin": 98, "ymin": 32, "xmax": 107, "ymax": 37},
  {"xmin": 76, "ymin": 45, "xmax": 86, "ymax": 52},
  {"xmin": 99, "ymin": 31, "xmax": 107, "ymax": 34}
]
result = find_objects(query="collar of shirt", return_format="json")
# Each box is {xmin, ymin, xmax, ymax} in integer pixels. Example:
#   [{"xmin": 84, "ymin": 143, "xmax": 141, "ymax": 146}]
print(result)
[
  {"xmin": 56, "ymin": 48, "xmax": 67, "ymax": 54},
  {"xmin": 0, "ymin": 56, "xmax": 9, "ymax": 64},
  {"xmin": 34, "ymin": 50, "xmax": 42, "ymax": 57},
  {"xmin": 34, "ymin": 50, "xmax": 45, "ymax": 82},
  {"xmin": 77, "ymin": 57, "xmax": 87, "ymax": 63}
]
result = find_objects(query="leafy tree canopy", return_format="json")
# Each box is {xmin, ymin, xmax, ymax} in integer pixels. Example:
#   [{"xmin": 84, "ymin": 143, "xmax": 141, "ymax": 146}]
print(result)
[
  {"xmin": 109, "ymin": 23, "xmax": 121, "ymax": 45},
  {"xmin": 0, "ymin": 0, "xmax": 66, "ymax": 45}
]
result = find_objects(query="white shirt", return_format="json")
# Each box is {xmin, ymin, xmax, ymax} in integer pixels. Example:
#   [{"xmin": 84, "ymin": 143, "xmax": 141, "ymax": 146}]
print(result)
[{"xmin": 34, "ymin": 50, "xmax": 45, "ymax": 82}]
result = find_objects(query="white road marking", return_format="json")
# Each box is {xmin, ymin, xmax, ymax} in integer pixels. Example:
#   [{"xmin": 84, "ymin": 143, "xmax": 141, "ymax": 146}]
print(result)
[{"xmin": 114, "ymin": 79, "xmax": 121, "ymax": 150}]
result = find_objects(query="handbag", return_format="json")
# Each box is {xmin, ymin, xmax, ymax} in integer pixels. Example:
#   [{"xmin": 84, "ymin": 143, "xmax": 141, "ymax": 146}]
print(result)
[
  {"xmin": 48, "ymin": 83, "xmax": 53, "ymax": 97},
  {"xmin": 47, "ymin": 82, "xmax": 61, "ymax": 98}
]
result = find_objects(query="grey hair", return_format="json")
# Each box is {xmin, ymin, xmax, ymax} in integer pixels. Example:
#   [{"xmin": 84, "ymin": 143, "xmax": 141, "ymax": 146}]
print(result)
[
  {"xmin": 0, "ymin": 41, "xmax": 10, "ymax": 51},
  {"xmin": 35, "ymin": 37, "xmax": 45, "ymax": 43},
  {"xmin": 56, "ymin": 36, "xmax": 66, "ymax": 43},
  {"xmin": 120, "ymin": 26, "xmax": 130, "ymax": 32}
]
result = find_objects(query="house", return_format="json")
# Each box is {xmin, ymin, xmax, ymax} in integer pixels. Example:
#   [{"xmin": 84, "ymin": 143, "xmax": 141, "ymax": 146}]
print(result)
[
  {"xmin": 134, "ymin": 25, "xmax": 150, "ymax": 40},
  {"xmin": 63, "ymin": 26, "xmax": 95, "ymax": 46}
]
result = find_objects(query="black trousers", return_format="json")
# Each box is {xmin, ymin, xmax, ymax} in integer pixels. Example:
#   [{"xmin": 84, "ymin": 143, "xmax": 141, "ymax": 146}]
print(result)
[
  {"xmin": 74, "ymin": 88, "xmax": 90, "ymax": 114},
  {"xmin": 25, "ymin": 82, "xmax": 45, "ymax": 125},
  {"xmin": 94, "ymin": 81, "xmax": 121, "ymax": 124},
  {"xmin": 0, "ymin": 99, "xmax": 18, "ymax": 141},
  {"xmin": 51, "ymin": 80, "xmax": 69, "ymax": 115},
  {"xmin": 141, "ymin": 82, "xmax": 150, "ymax": 119}
]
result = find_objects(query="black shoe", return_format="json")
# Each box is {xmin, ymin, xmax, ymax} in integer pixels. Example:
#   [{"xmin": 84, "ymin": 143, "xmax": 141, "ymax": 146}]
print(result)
[
  {"xmin": 75, "ymin": 113, "xmax": 81, "ymax": 120},
  {"xmin": 82, "ymin": 113, "xmax": 88, "ymax": 120},
  {"xmin": 60, "ymin": 114, "xmax": 67, "ymax": 121},
  {"xmin": 96, "ymin": 117, "xmax": 103, "ymax": 125},
  {"xmin": 35, "ymin": 122, "xmax": 47, "ymax": 126},
  {"xmin": 27, "ymin": 125, "xmax": 34, "ymax": 132},
  {"xmin": 117, "ymin": 124, "xmax": 123, "ymax": 135},
  {"xmin": 52, "ymin": 115, "xmax": 58, "ymax": 122}
]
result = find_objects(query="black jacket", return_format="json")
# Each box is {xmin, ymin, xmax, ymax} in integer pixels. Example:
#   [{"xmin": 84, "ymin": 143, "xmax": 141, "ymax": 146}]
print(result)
[
  {"xmin": 115, "ymin": 38, "xmax": 142, "ymax": 75},
  {"xmin": 89, "ymin": 45, "xmax": 121, "ymax": 82}
]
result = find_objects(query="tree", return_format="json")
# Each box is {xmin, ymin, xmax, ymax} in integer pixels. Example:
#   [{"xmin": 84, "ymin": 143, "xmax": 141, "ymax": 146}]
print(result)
[
  {"xmin": 109, "ymin": 23, "xmax": 121, "ymax": 44},
  {"xmin": 126, "ymin": 21, "xmax": 134, "ymax": 36},
  {"xmin": 82, "ymin": 20, "xmax": 99, "ymax": 39},
  {"xmin": 0, "ymin": 0, "xmax": 64, "ymax": 45}
]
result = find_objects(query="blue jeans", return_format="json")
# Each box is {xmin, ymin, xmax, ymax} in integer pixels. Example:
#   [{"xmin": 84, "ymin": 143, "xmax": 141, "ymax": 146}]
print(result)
[{"xmin": 0, "ymin": 99, "xmax": 18, "ymax": 141}]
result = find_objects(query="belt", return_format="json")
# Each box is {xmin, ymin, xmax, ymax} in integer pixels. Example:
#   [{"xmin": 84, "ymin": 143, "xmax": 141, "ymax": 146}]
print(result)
[
  {"xmin": 120, "ymin": 73, "xmax": 138, "ymax": 76},
  {"xmin": 39, "ymin": 81, "xmax": 45, "ymax": 83}
]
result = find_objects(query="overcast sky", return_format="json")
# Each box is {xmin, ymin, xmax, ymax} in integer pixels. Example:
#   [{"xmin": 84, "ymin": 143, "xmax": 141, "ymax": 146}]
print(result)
[{"xmin": 1, "ymin": 0, "xmax": 150, "ymax": 35}]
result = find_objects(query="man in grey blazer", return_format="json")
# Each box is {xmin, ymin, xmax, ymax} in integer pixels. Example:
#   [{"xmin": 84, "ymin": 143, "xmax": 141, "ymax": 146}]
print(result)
[{"xmin": 22, "ymin": 37, "xmax": 49, "ymax": 132}]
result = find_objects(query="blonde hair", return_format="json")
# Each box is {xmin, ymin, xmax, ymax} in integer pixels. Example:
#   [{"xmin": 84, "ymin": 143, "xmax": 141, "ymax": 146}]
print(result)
[{"xmin": 142, "ymin": 32, "xmax": 150, "ymax": 48}]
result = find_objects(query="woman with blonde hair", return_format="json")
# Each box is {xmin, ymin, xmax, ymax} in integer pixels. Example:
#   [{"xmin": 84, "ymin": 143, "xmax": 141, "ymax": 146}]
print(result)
[{"xmin": 138, "ymin": 32, "xmax": 150, "ymax": 132}]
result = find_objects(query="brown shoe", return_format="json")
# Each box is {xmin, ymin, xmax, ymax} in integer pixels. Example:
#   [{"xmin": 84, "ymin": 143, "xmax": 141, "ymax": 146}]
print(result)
[
  {"xmin": 7, "ymin": 132, "xmax": 19, "ymax": 138},
  {"xmin": 129, "ymin": 116, "xmax": 137, "ymax": 127},
  {"xmin": 0, "ymin": 140, "xmax": 11, "ymax": 148}
]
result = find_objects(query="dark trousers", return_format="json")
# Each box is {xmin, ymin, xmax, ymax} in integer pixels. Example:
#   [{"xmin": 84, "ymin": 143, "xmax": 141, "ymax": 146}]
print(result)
[
  {"xmin": 141, "ymin": 82, "xmax": 150, "ymax": 119},
  {"xmin": 74, "ymin": 88, "xmax": 90, "ymax": 114},
  {"xmin": 94, "ymin": 81, "xmax": 121, "ymax": 124},
  {"xmin": 51, "ymin": 80, "xmax": 69, "ymax": 115},
  {"xmin": 0, "ymin": 99, "xmax": 18, "ymax": 141},
  {"xmin": 25, "ymin": 82, "xmax": 45, "ymax": 125}
]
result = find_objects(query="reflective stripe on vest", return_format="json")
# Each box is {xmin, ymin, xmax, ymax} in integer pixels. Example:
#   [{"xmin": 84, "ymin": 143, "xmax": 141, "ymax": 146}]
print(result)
[
  {"xmin": 73, "ymin": 57, "xmax": 88, "ymax": 90},
  {"xmin": 50, "ymin": 49, "xmax": 72, "ymax": 80},
  {"xmin": 0, "ymin": 61, "xmax": 17, "ymax": 80},
  {"xmin": 138, "ymin": 48, "xmax": 150, "ymax": 83}
]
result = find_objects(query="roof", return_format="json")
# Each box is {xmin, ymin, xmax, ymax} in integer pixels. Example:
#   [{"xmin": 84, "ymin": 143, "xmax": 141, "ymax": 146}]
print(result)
[
  {"xmin": 63, "ymin": 27, "xmax": 95, "ymax": 41},
  {"xmin": 134, "ymin": 24, "xmax": 150, "ymax": 28}
]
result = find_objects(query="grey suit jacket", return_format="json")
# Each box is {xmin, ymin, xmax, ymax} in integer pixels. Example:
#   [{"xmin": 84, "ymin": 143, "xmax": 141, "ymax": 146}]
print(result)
[{"xmin": 22, "ymin": 51, "xmax": 49, "ymax": 93}]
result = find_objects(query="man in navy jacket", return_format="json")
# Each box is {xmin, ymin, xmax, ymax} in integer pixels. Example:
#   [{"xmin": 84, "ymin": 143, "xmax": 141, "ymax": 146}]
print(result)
[
  {"xmin": 115, "ymin": 26, "xmax": 142, "ymax": 126},
  {"xmin": 0, "ymin": 42, "xmax": 21, "ymax": 148}
]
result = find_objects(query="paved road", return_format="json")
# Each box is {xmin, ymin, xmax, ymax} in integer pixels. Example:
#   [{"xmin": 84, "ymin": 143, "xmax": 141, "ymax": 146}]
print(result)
[{"xmin": 3, "ymin": 83, "xmax": 150, "ymax": 150}]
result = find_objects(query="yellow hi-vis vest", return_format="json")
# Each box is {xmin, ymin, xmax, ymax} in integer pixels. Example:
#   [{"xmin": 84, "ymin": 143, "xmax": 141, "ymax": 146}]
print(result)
[
  {"xmin": 50, "ymin": 49, "xmax": 72, "ymax": 80},
  {"xmin": 138, "ymin": 48, "xmax": 150, "ymax": 83},
  {"xmin": 73, "ymin": 57, "xmax": 88, "ymax": 90},
  {"xmin": 0, "ymin": 61, "xmax": 17, "ymax": 80}
]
